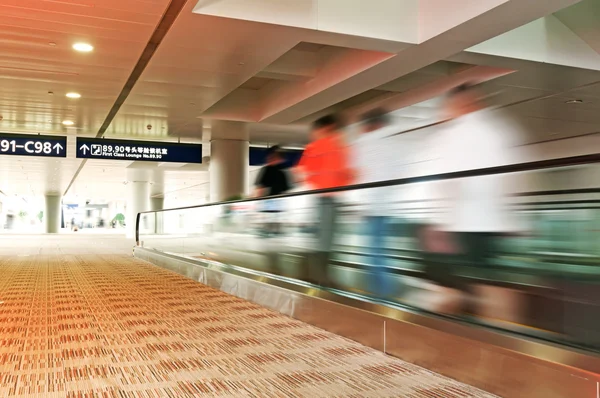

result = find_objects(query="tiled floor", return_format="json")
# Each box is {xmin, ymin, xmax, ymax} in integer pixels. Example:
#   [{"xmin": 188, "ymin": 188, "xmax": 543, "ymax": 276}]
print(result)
[{"xmin": 0, "ymin": 235, "xmax": 497, "ymax": 397}]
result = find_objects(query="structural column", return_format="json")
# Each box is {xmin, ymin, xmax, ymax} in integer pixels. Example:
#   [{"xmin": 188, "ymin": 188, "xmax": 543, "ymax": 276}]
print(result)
[
  {"xmin": 209, "ymin": 121, "xmax": 249, "ymax": 202},
  {"xmin": 150, "ymin": 197, "xmax": 164, "ymax": 211},
  {"xmin": 126, "ymin": 169, "xmax": 151, "ymax": 239},
  {"xmin": 150, "ymin": 170, "xmax": 165, "ymax": 212},
  {"xmin": 44, "ymin": 194, "xmax": 61, "ymax": 234},
  {"xmin": 150, "ymin": 196, "xmax": 165, "ymax": 235}
]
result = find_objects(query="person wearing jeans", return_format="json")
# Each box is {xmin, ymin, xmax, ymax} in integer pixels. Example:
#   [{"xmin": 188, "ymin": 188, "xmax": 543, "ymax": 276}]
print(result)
[
  {"xmin": 353, "ymin": 109, "xmax": 399, "ymax": 298},
  {"xmin": 365, "ymin": 213, "xmax": 392, "ymax": 297},
  {"xmin": 296, "ymin": 114, "xmax": 354, "ymax": 285}
]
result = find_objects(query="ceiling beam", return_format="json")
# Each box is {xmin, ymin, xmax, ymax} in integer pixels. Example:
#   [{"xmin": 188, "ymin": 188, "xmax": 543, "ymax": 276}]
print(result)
[
  {"xmin": 343, "ymin": 65, "xmax": 515, "ymax": 122},
  {"xmin": 256, "ymin": 49, "xmax": 320, "ymax": 82},
  {"xmin": 258, "ymin": 0, "xmax": 584, "ymax": 124},
  {"xmin": 63, "ymin": 0, "xmax": 189, "ymax": 197}
]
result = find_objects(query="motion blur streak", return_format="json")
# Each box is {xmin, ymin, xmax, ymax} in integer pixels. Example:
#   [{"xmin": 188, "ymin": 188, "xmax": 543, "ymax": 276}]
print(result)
[{"xmin": 139, "ymin": 86, "xmax": 600, "ymax": 352}]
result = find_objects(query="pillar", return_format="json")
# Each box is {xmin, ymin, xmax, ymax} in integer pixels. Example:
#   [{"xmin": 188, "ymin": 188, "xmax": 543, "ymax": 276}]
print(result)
[
  {"xmin": 150, "ymin": 170, "xmax": 165, "ymax": 211},
  {"xmin": 150, "ymin": 197, "xmax": 164, "ymax": 211},
  {"xmin": 150, "ymin": 197, "xmax": 165, "ymax": 235},
  {"xmin": 126, "ymin": 169, "xmax": 151, "ymax": 239},
  {"xmin": 209, "ymin": 121, "xmax": 249, "ymax": 202},
  {"xmin": 45, "ymin": 194, "xmax": 61, "ymax": 234}
]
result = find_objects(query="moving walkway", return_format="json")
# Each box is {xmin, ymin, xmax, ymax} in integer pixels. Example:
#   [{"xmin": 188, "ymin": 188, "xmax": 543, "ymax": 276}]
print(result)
[{"xmin": 135, "ymin": 153, "xmax": 600, "ymax": 398}]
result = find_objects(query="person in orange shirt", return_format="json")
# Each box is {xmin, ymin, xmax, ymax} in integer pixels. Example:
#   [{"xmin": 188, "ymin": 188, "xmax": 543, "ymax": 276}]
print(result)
[
  {"xmin": 298, "ymin": 115, "xmax": 353, "ymax": 190},
  {"xmin": 297, "ymin": 114, "xmax": 354, "ymax": 284}
]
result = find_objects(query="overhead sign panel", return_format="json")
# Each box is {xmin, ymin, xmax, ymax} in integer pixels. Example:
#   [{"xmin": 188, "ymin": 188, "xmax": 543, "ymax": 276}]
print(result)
[
  {"xmin": 0, "ymin": 133, "xmax": 66, "ymax": 158},
  {"xmin": 76, "ymin": 138, "xmax": 202, "ymax": 163},
  {"xmin": 249, "ymin": 147, "xmax": 303, "ymax": 167}
]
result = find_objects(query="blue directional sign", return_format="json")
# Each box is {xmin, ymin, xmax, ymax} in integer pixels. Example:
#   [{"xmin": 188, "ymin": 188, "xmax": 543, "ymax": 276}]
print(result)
[
  {"xmin": 0, "ymin": 133, "xmax": 66, "ymax": 158},
  {"xmin": 249, "ymin": 147, "xmax": 303, "ymax": 167},
  {"xmin": 76, "ymin": 138, "xmax": 202, "ymax": 163}
]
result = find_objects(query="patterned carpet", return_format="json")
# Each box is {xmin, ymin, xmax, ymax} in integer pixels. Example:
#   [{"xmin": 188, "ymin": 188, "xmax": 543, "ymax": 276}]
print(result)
[{"xmin": 0, "ymin": 235, "xmax": 497, "ymax": 397}]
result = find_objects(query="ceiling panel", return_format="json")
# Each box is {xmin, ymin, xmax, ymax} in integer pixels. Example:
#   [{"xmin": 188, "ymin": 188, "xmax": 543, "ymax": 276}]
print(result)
[
  {"xmin": 566, "ymin": 83, "xmax": 600, "ymax": 100},
  {"xmin": 1, "ymin": 0, "xmax": 600, "ymax": 205},
  {"xmin": 0, "ymin": 0, "xmax": 171, "ymax": 198},
  {"xmin": 507, "ymin": 96, "xmax": 600, "ymax": 123}
]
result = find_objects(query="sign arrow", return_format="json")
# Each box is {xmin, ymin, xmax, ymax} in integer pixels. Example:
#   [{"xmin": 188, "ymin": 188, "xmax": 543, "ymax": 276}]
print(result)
[
  {"xmin": 75, "ymin": 137, "xmax": 202, "ymax": 163},
  {"xmin": 0, "ymin": 133, "xmax": 67, "ymax": 158}
]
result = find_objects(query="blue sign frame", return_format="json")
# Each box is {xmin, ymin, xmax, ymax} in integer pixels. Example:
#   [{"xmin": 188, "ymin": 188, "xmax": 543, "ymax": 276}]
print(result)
[
  {"xmin": 249, "ymin": 147, "xmax": 303, "ymax": 167},
  {"xmin": 76, "ymin": 138, "xmax": 202, "ymax": 163},
  {"xmin": 0, "ymin": 133, "xmax": 66, "ymax": 158}
]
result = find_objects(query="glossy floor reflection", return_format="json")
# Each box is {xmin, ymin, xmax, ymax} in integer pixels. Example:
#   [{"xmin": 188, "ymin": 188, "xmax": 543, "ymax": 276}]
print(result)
[{"xmin": 0, "ymin": 235, "xmax": 496, "ymax": 397}]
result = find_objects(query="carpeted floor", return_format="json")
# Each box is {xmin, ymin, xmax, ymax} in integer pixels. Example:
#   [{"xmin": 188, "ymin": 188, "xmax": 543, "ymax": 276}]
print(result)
[{"xmin": 0, "ymin": 235, "xmax": 497, "ymax": 397}]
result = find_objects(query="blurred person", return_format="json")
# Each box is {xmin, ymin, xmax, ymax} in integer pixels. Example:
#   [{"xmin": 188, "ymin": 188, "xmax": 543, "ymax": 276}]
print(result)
[
  {"xmin": 296, "ymin": 114, "xmax": 354, "ymax": 284},
  {"xmin": 254, "ymin": 145, "xmax": 290, "ymax": 198},
  {"xmin": 254, "ymin": 145, "xmax": 291, "ymax": 237},
  {"xmin": 353, "ymin": 108, "xmax": 399, "ymax": 298},
  {"xmin": 421, "ymin": 82, "xmax": 520, "ymax": 317}
]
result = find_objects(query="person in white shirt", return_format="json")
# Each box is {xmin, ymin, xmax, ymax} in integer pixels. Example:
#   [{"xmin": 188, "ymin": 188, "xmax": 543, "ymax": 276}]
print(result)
[
  {"xmin": 353, "ymin": 108, "xmax": 400, "ymax": 298},
  {"xmin": 420, "ymin": 82, "xmax": 519, "ymax": 314}
]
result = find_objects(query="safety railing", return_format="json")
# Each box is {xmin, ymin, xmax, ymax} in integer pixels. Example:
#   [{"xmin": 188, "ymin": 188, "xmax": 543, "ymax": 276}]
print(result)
[{"xmin": 137, "ymin": 153, "xmax": 600, "ymax": 351}]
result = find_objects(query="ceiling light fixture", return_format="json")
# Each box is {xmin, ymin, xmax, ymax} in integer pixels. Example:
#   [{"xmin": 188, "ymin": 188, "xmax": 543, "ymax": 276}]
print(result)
[
  {"xmin": 62, "ymin": 120, "xmax": 74, "ymax": 126},
  {"xmin": 73, "ymin": 42, "xmax": 94, "ymax": 52},
  {"xmin": 66, "ymin": 92, "xmax": 81, "ymax": 99},
  {"xmin": 565, "ymin": 99, "xmax": 583, "ymax": 104}
]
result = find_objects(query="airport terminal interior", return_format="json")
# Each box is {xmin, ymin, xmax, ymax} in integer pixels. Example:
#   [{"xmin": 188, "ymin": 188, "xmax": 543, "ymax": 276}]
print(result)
[{"xmin": 1, "ymin": 0, "xmax": 600, "ymax": 397}]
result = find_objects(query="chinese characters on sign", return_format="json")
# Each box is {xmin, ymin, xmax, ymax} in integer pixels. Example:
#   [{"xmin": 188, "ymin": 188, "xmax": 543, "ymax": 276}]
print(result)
[
  {"xmin": 76, "ymin": 138, "xmax": 202, "ymax": 163},
  {"xmin": 83, "ymin": 143, "xmax": 168, "ymax": 160}
]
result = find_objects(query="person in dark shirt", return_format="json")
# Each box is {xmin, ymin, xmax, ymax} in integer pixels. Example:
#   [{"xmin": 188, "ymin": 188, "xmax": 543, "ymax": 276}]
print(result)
[
  {"xmin": 255, "ymin": 145, "xmax": 290, "ymax": 197},
  {"xmin": 254, "ymin": 145, "xmax": 291, "ymax": 237}
]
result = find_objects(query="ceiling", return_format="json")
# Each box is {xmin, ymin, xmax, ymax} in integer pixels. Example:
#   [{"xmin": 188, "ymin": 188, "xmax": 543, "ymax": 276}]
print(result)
[{"xmin": 0, "ymin": 0, "xmax": 598, "ymax": 204}]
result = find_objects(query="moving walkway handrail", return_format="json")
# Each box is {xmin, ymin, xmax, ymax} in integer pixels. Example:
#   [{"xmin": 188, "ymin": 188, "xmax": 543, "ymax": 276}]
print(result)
[
  {"xmin": 135, "ymin": 152, "xmax": 600, "ymax": 244},
  {"xmin": 137, "ymin": 152, "xmax": 600, "ymax": 217}
]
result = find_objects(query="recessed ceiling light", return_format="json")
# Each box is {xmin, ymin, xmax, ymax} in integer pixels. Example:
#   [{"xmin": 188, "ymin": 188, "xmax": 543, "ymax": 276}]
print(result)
[
  {"xmin": 62, "ymin": 120, "xmax": 74, "ymax": 126},
  {"xmin": 73, "ymin": 42, "xmax": 94, "ymax": 52},
  {"xmin": 66, "ymin": 92, "xmax": 81, "ymax": 99},
  {"xmin": 565, "ymin": 99, "xmax": 584, "ymax": 104}
]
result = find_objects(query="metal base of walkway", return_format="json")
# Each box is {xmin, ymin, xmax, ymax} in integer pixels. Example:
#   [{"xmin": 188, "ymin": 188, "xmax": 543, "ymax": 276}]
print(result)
[{"xmin": 135, "ymin": 245, "xmax": 600, "ymax": 398}]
